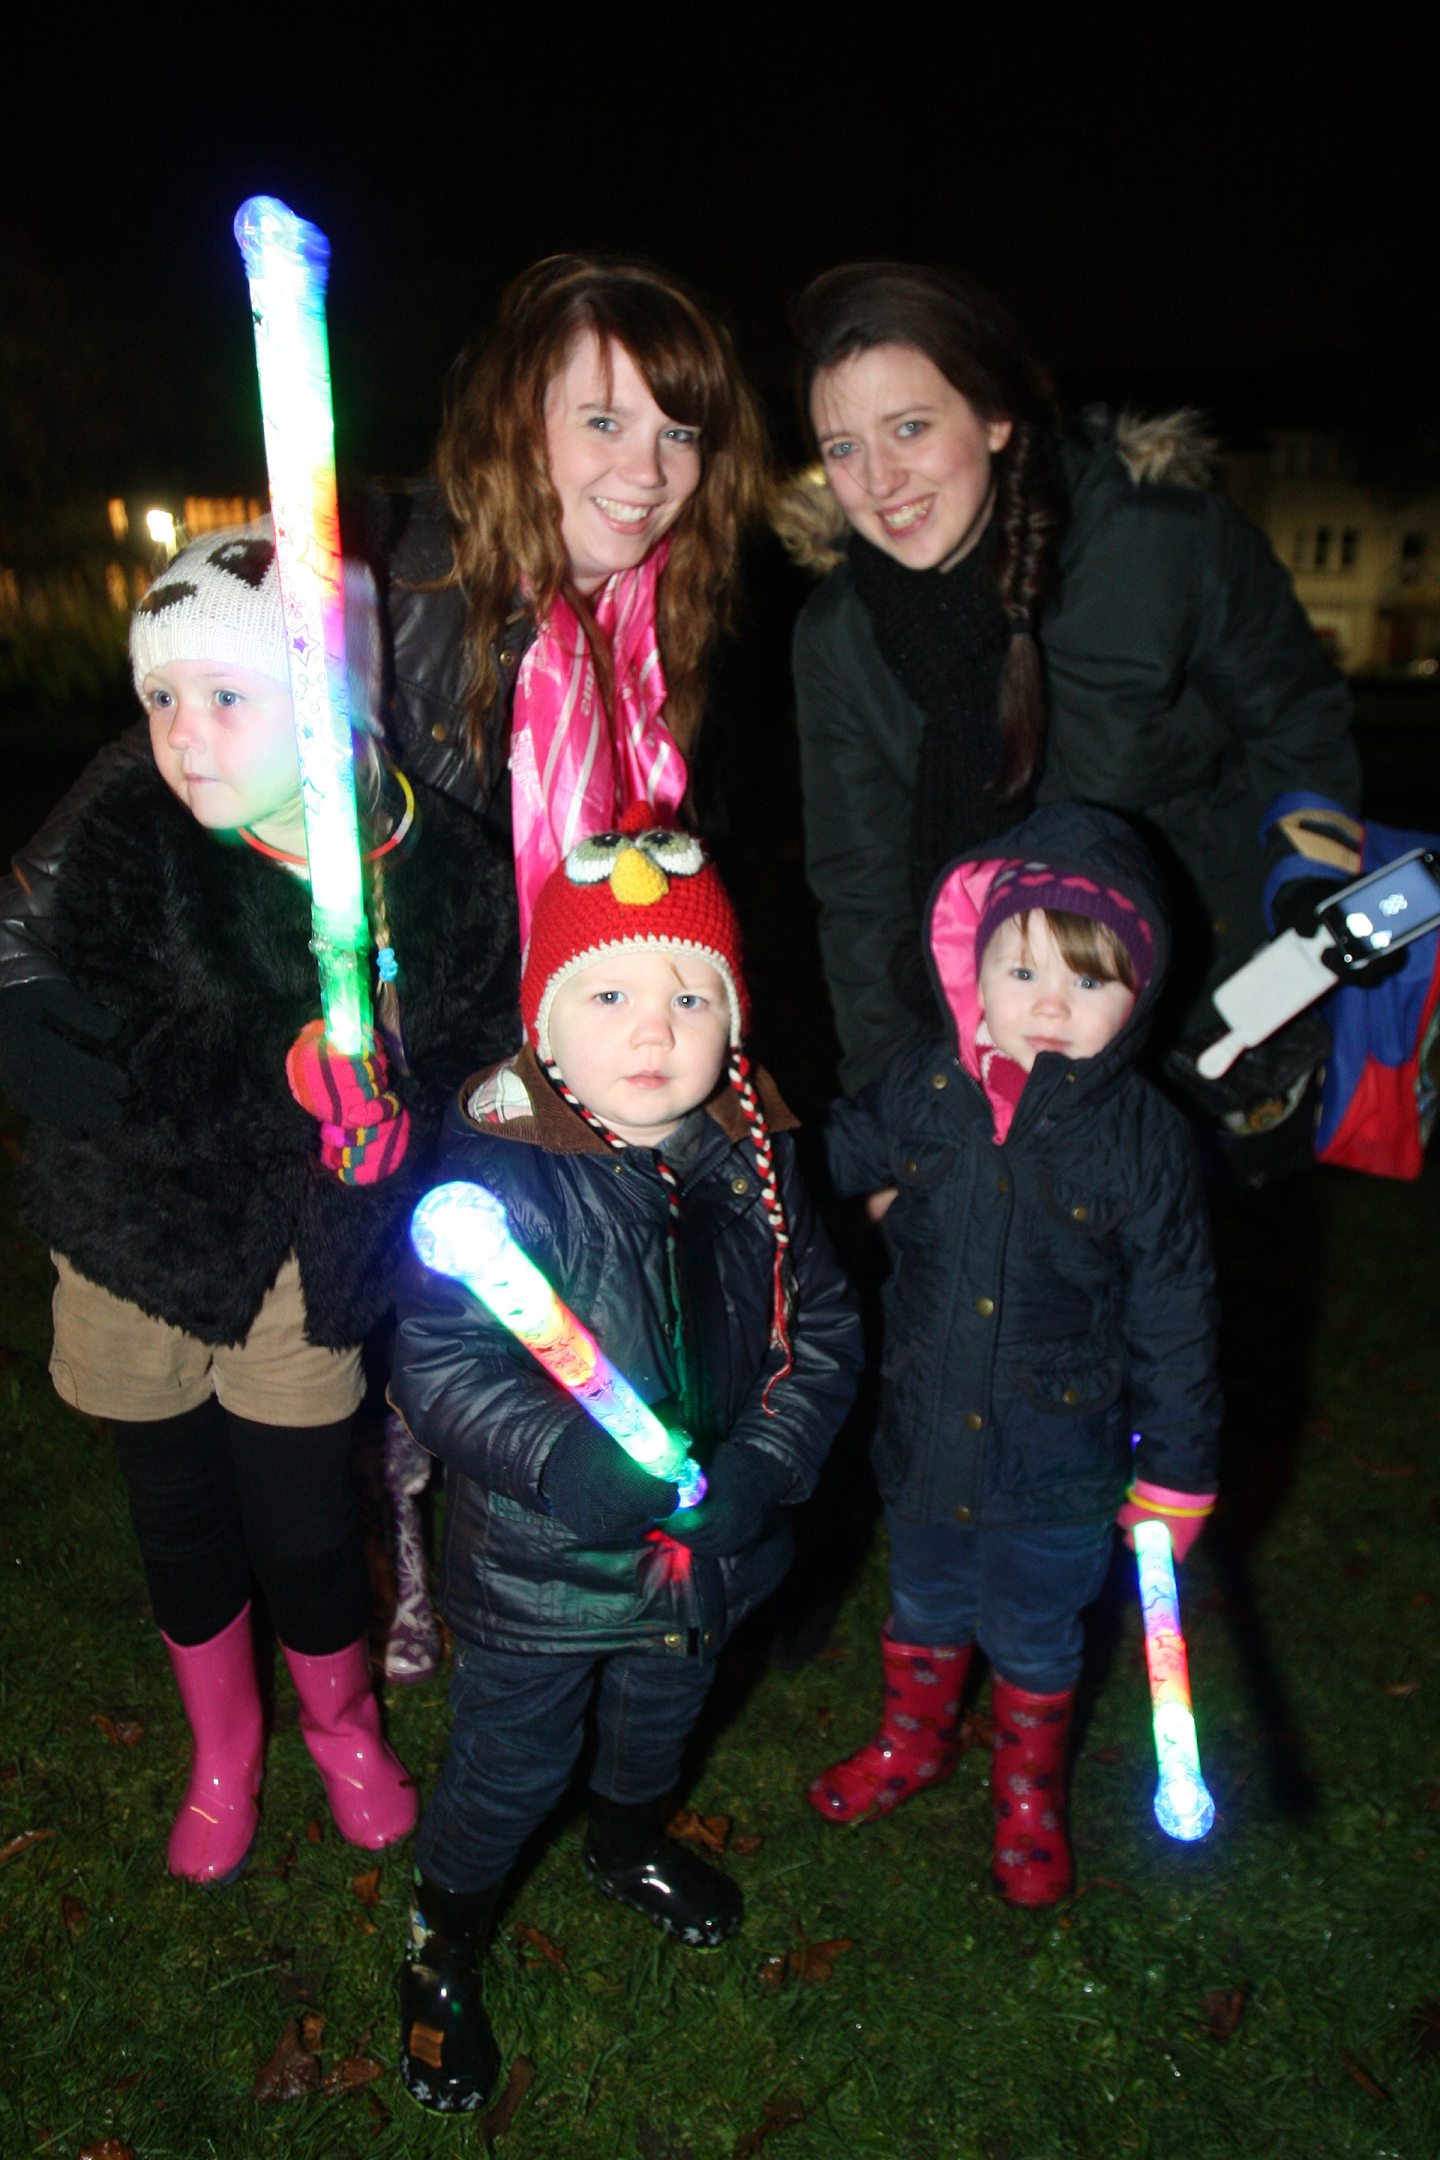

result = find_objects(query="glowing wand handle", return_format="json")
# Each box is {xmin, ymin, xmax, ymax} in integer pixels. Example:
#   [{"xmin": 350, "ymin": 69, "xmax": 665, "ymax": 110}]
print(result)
[
  {"xmin": 235, "ymin": 194, "xmax": 370, "ymax": 1055},
  {"xmin": 411, "ymin": 1181, "xmax": 706, "ymax": 1511},
  {"xmin": 1134, "ymin": 1518, "xmax": 1215, "ymax": 1842}
]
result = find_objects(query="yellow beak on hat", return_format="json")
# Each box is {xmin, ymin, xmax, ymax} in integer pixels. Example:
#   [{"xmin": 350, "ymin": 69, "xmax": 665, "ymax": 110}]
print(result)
[{"xmin": 608, "ymin": 847, "xmax": 670, "ymax": 906}]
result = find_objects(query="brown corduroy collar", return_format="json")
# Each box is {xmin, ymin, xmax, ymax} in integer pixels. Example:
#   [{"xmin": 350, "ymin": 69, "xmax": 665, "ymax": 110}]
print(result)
[{"xmin": 456, "ymin": 1042, "xmax": 798, "ymax": 1156}]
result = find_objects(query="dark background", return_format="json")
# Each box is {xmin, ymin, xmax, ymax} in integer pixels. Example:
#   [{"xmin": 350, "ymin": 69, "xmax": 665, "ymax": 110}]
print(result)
[{"xmin": 5, "ymin": 14, "xmax": 1434, "ymax": 507}]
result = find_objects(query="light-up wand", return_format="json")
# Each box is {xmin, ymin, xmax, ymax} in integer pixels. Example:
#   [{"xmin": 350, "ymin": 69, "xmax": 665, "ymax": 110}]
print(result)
[
  {"xmin": 411, "ymin": 1181, "xmax": 707, "ymax": 1512},
  {"xmin": 234, "ymin": 194, "xmax": 371, "ymax": 1055},
  {"xmin": 1134, "ymin": 1518, "xmax": 1215, "ymax": 1841}
]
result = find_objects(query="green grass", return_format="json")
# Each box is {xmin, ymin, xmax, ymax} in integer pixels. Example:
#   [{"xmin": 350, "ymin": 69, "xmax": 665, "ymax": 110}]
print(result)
[{"xmin": 2, "ymin": 1130, "xmax": 1437, "ymax": 2160}]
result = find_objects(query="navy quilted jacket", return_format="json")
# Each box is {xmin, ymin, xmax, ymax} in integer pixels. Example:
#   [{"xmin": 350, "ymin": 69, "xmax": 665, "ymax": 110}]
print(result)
[{"xmin": 827, "ymin": 803, "xmax": 1221, "ymax": 1527}]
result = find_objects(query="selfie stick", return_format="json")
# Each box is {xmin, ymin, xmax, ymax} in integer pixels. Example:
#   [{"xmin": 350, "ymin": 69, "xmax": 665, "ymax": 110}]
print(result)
[
  {"xmin": 1134, "ymin": 1520, "xmax": 1215, "ymax": 1841},
  {"xmin": 411, "ymin": 1181, "xmax": 707, "ymax": 1511},
  {"xmin": 234, "ymin": 195, "xmax": 371, "ymax": 1056}
]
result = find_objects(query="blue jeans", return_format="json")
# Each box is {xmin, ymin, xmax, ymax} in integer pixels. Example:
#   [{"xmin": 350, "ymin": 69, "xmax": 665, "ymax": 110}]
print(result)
[
  {"xmin": 886, "ymin": 1508, "xmax": 1114, "ymax": 1693},
  {"xmin": 416, "ymin": 1638, "xmax": 718, "ymax": 1894}
]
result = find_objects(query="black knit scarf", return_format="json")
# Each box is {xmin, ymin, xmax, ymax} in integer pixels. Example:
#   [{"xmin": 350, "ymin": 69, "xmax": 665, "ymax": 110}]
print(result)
[{"xmin": 849, "ymin": 528, "xmax": 1029, "ymax": 1024}]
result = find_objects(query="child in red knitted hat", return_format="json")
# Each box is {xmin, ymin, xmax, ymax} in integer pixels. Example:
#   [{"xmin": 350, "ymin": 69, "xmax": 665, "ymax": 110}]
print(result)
[{"xmin": 390, "ymin": 809, "xmax": 861, "ymax": 2115}]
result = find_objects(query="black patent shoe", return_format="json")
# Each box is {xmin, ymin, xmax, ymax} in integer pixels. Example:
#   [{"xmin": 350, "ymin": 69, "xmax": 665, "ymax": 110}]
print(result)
[
  {"xmin": 584, "ymin": 1834, "xmax": 744, "ymax": 1948},
  {"xmin": 397, "ymin": 1875, "xmax": 502, "ymax": 2114}
]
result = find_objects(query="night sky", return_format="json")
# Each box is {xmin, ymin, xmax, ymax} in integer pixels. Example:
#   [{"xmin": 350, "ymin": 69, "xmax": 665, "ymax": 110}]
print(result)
[{"xmin": 5, "ymin": 19, "xmax": 1432, "ymax": 503}]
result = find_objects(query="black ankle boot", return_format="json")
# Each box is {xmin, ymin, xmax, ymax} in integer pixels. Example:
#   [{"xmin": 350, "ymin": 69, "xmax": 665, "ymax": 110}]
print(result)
[
  {"xmin": 584, "ymin": 1792, "xmax": 743, "ymax": 1949},
  {"xmin": 397, "ymin": 1871, "xmax": 502, "ymax": 2114}
]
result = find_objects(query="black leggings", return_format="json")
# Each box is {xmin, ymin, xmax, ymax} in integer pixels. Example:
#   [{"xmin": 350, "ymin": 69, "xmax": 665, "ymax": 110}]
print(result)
[{"xmin": 111, "ymin": 1400, "xmax": 369, "ymax": 1652}]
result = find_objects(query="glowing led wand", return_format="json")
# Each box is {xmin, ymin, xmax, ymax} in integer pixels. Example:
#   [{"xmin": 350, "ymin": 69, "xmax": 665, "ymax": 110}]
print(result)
[
  {"xmin": 411, "ymin": 1181, "xmax": 707, "ymax": 1511},
  {"xmin": 1134, "ymin": 1519, "xmax": 1215, "ymax": 1841},
  {"xmin": 235, "ymin": 194, "xmax": 371, "ymax": 1055}
]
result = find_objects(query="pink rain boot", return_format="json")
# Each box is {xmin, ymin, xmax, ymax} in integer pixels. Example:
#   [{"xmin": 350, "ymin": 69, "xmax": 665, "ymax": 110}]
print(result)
[
  {"xmin": 282, "ymin": 1638, "xmax": 417, "ymax": 1849},
  {"xmin": 990, "ymin": 1677, "xmax": 1075, "ymax": 1906},
  {"xmin": 808, "ymin": 1627, "xmax": 972, "ymax": 1824},
  {"xmin": 160, "ymin": 1603, "xmax": 265, "ymax": 1885}
]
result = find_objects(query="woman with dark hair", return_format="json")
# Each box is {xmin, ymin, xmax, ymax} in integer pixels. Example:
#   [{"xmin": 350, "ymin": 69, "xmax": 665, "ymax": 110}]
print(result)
[{"xmin": 780, "ymin": 262, "xmax": 1360, "ymax": 1129}]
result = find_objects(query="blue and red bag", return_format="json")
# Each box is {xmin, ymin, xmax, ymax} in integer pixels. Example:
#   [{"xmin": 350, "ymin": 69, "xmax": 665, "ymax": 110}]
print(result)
[{"xmin": 1265, "ymin": 793, "xmax": 1440, "ymax": 1179}]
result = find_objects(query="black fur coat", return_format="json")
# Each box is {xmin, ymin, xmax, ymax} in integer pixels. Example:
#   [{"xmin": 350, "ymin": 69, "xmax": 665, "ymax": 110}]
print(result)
[{"xmin": 23, "ymin": 760, "xmax": 519, "ymax": 1347}]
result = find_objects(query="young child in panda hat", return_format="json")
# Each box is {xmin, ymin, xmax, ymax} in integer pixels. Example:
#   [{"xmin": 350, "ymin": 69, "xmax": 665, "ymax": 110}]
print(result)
[{"xmin": 390, "ymin": 805, "xmax": 861, "ymax": 2114}]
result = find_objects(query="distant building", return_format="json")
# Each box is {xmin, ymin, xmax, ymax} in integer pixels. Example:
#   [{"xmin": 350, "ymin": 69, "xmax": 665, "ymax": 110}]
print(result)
[{"xmin": 1222, "ymin": 433, "xmax": 1440, "ymax": 675}]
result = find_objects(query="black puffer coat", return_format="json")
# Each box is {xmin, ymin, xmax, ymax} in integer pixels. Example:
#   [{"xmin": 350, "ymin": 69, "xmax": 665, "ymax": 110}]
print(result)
[
  {"xmin": 22, "ymin": 761, "xmax": 518, "ymax": 1347},
  {"xmin": 827, "ymin": 804, "xmax": 1221, "ymax": 1527},
  {"xmin": 793, "ymin": 411, "xmax": 1360, "ymax": 1094},
  {"xmin": 390, "ymin": 1048, "xmax": 862, "ymax": 1659}
]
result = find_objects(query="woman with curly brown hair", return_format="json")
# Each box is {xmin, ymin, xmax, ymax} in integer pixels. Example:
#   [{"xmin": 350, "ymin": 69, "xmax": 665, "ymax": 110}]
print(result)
[
  {"xmin": 378, "ymin": 253, "xmax": 768, "ymax": 946},
  {"xmin": 782, "ymin": 262, "xmax": 1359, "ymax": 1131}
]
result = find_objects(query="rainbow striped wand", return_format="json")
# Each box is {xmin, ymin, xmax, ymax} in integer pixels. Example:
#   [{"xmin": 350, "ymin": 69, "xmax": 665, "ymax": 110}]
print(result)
[
  {"xmin": 1134, "ymin": 1519, "xmax": 1215, "ymax": 1841},
  {"xmin": 234, "ymin": 194, "xmax": 371, "ymax": 1055},
  {"xmin": 411, "ymin": 1181, "xmax": 707, "ymax": 1511}
]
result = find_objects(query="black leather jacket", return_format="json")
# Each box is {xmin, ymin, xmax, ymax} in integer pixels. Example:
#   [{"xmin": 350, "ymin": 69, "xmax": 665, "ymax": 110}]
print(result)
[{"xmin": 390, "ymin": 1047, "xmax": 862, "ymax": 1659}]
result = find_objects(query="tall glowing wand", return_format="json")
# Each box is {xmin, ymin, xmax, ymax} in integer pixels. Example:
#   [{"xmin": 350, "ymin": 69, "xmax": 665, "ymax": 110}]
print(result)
[
  {"xmin": 1134, "ymin": 1519, "xmax": 1215, "ymax": 1841},
  {"xmin": 234, "ymin": 194, "xmax": 370, "ymax": 1055},
  {"xmin": 411, "ymin": 1181, "xmax": 706, "ymax": 1512}
]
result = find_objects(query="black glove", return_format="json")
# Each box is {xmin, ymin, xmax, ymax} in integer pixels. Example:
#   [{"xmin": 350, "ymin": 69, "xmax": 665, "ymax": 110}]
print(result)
[
  {"xmin": 0, "ymin": 977, "xmax": 129, "ymax": 1134},
  {"xmin": 1269, "ymin": 876, "xmax": 1402, "ymax": 983},
  {"xmin": 540, "ymin": 1415, "xmax": 680, "ymax": 1543},
  {"xmin": 662, "ymin": 1445, "xmax": 792, "ymax": 1559}
]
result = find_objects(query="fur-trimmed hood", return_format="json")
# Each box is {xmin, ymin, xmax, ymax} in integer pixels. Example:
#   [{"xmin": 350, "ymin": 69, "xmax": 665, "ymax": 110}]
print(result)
[{"xmin": 773, "ymin": 405, "xmax": 1219, "ymax": 576}]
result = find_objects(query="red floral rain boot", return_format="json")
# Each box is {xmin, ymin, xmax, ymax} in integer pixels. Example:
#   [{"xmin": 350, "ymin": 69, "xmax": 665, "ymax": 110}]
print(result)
[
  {"xmin": 808, "ymin": 1627, "xmax": 972, "ymax": 1825},
  {"xmin": 990, "ymin": 1676, "xmax": 1075, "ymax": 1905}
]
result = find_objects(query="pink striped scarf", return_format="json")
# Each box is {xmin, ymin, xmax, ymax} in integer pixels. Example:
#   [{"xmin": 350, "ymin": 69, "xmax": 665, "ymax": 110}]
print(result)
[{"xmin": 510, "ymin": 542, "xmax": 687, "ymax": 948}]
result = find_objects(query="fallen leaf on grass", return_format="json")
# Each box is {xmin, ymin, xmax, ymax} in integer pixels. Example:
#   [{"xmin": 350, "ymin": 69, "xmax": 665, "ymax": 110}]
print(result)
[
  {"xmin": 1351, "ymin": 1456, "xmax": 1418, "ymax": 1479},
  {"xmin": 0, "ymin": 1829, "xmax": 56, "ymax": 1868},
  {"xmin": 76, "ymin": 2142, "xmax": 136, "ymax": 2159},
  {"xmin": 305, "ymin": 1819, "xmax": 325, "ymax": 1844},
  {"xmin": 61, "ymin": 1895, "xmax": 87, "ymax": 1938},
  {"xmin": 1426, "ymin": 1789, "xmax": 1440, "ymax": 1813},
  {"xmin": 815, "ymin": 1707, "xmax": 834, "ymax": 1734},
  {"xmin": 1089, "ymin": 1743, "xmax": 1125, "ymax": 1767},
  {"xmin": 731, "ymin": 1833, "xmax": 764, "ymax": 1857},
  {"xmin": 1201, "ymin": 1987, "xmax": 1245, "ymax": 2040},
  {"xmin": 1340, "ymin": 2049, "xmax": 1392, "ymax": 2102},
  {"xmin": 90, "ymin": 1714, "xmax": 144, "ymax": 1750},
  {"xmin": 958, "ymin": 1706, "xmax": 993, "ymax": 1751},
  {"xmin": 365, "ymin": 2088, "xmax": 391, "ymax": 2130},
  {"xmin": 1384, "ymin": 1682, "xmax": 1421, "ymax": 1698},
  {"xmin": 351, "ymin": 1868, "xmax": 381, "ymax": 1907},
  {"xmin": 733, "ymin": 2093, "xmax": 806, "ymax": 2157},
  {"xmin": 756, "ymin": 1937, "xmax": 853, "ymax": 1989},
  {"xmin": 1071, "ymin": 1878, "xmax": 1136, "ymax": 1903},
  {"xmin": 1409, "ymin": 2000, "xmax": 1440, "ymax": 2061},
  {"xmin": 321, "ymin": 2048, "xmax": 383, "ymax": 2095},
  {"xmin": 273, "ymin": 1841, "xmax": 298, "ymax": 1882},
  {"xmin": 1341, "ymin": 1557, "xmax": 1373, "ymax": 1582},
  {"xmin": 253, "ymin": 2020, "xmax": 322, "ymax": 2102},
  {"xmin": 513, "ymin": 1922, "xmax": 568, "ymax": 1973},
  {"xmin": 478, "ymin": 2053, "xmax": 534, "ymax": 2143},
  {"xmin": 667, "ymin": 1808, "xmax": 731, "ymax": 1855},
  {"xmin": 1410, "ymin": 1591, "xmax": 1436, "ymax": 1607},
  {"xmin": 0, "ymin": 1761, "xmax": 18, "ymax": 1784}
]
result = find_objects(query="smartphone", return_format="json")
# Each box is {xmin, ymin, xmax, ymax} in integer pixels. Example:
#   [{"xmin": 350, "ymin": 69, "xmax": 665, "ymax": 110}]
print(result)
[{"xmin": 1316, "ymin": 848, "xmax": 1440, "ymax": 970}]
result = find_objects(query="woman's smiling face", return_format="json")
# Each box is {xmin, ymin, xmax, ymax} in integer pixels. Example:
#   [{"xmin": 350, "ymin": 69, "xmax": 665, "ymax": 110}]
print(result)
[
  {"xmin": 543, "ymin": 332, "xmax": 704, "ymax": 596},
  {"xmin": 810, "ymin": 342, "xmax": 1013, "ymax": 572}
]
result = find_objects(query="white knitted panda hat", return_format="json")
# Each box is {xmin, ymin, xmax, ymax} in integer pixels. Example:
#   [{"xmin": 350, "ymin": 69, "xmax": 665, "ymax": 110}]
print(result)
[{"xmin": 130, "ymin": 519, "xmax": 286, "ymax": 691}]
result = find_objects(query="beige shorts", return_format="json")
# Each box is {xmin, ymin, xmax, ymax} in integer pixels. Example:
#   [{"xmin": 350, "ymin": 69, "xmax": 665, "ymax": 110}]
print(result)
[{"xmin": 49, "ymin": 1253, "xmax": 365, "ymax": 1427}]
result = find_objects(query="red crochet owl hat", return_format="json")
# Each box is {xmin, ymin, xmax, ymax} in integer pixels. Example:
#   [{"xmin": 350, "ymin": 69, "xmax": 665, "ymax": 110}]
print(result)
[
  {"xmin": 521, "ymin": 805, "xmax": 750, "ymax": 1059},
  {"xmin": 521, "ymin": 807, "xmax": 794, "ymax": 1403}
]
